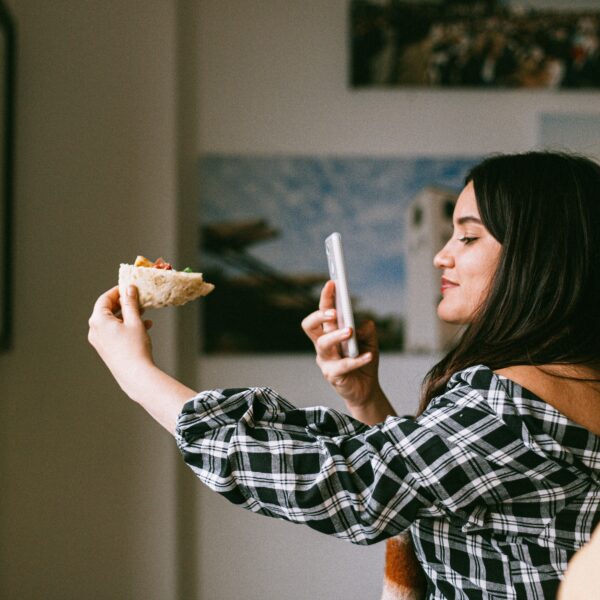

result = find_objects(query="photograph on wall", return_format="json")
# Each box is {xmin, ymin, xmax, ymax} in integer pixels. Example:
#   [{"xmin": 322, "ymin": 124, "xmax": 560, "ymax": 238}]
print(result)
[
  {"xmin": 350, "ymin": 0, "xmax": 600, "ymax": 89},
  {"xmin": 199, "ymin": 154, "xmax": 482, "ymax": 354},
  {"xmin": 538, "ymin": 112, "xmax": 600, "ymax": 160}
]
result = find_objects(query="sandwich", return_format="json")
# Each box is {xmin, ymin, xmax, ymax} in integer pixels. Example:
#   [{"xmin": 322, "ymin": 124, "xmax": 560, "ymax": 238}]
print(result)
[{"xmin": 118, "ymin": 256, "xmax": 215, "ymax": 309}]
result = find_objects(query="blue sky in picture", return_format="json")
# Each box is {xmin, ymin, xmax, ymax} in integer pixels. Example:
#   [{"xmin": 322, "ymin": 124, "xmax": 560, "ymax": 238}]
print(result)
[{"xmin": 200, "ymin": 155, "xmax": 481, "ymax": 317}]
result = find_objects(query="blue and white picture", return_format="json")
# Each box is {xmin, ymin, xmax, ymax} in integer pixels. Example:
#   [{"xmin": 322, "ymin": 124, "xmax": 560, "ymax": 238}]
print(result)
[{"xmin": 200, "ymin": 154, "xmax": 481, "ymax": 354}]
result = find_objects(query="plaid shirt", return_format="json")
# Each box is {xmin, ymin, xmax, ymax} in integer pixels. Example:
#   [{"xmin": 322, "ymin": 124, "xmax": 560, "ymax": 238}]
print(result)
[{"xmin": 176, "ymin": 365, "xmax": 600, "ymax": 599}]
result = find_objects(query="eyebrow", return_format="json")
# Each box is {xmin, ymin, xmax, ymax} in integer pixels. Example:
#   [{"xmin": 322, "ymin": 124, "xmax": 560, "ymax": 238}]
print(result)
[{"xmin": 456, "ymin": 216, "xmax": 483, "ymax": 225}]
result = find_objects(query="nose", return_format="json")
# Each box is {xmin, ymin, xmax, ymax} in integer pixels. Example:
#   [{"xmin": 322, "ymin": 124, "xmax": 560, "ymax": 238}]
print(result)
[{"xmin": 433, "ymin": 243, "xmax": 454, "ymax": 270}]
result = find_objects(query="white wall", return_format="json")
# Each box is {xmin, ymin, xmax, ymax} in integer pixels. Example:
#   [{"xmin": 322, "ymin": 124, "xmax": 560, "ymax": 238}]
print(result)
[
  {"xmin": 0, "ymin": 2, "xmax": 189, "ymax": 599},
  {"xmin": 193, "ymin": 1, "xmax": 600, "ymax": 599}
]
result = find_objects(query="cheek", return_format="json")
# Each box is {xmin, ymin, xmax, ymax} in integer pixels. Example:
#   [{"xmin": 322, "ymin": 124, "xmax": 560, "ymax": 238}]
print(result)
[{"xmin": 462, "ymin": 250, "xmax": 499, "ymax": 301}]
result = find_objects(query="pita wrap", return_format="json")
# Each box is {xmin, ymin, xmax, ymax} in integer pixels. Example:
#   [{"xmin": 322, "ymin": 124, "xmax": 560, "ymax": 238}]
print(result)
[{"xmin": 119, "ymin": 263, "xmax": 214, "ymax": 309}]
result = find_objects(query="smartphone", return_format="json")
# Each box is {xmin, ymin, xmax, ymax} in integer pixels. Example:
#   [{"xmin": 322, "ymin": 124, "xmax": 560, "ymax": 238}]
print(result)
[{"xmin": 325, "ymin": 232, "xmax": 359, "ymax": 358}]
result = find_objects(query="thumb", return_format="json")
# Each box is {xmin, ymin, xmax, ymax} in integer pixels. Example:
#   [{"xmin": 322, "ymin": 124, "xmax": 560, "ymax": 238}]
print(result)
[{"xmin": 120, "ymin": 285, "xmax": 143, "ymax": 323}]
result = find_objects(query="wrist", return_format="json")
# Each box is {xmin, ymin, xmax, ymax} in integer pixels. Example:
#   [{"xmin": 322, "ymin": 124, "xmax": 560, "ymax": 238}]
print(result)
[
  {"xmin": 345, "ymin": 384, "xmax": 395, "ymax": 425},
  {"xmin": 343, "ymin": 382, "xmax": 385, "ymax": 409}
]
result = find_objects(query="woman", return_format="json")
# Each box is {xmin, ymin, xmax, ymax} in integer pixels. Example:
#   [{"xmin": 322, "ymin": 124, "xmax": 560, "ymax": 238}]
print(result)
[{"xmin": 89, "ymin": 152, "xmax": 600, "ymax": 599}]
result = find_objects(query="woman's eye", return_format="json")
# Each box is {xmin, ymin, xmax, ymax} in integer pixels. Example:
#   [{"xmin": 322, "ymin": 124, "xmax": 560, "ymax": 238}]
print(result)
[{"xmin": 458, "ymin": 236, "xmax": 478, "ymax": 245}]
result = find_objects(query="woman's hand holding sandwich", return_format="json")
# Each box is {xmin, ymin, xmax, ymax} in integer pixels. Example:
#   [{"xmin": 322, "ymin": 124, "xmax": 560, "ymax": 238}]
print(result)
[
  {"xmin": 301, "ymin": 281, "xmax": 396, "ymax": 426},
  {"xmin": 88, "ymin": 285, "xmax": 196, "ymax": 435}
]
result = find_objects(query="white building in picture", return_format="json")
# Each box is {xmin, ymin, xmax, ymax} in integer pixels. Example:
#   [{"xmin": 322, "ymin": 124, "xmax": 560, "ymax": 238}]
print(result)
[{"xmin": 405, "ymin": 186, "xmax": 463, "ymax": 353}]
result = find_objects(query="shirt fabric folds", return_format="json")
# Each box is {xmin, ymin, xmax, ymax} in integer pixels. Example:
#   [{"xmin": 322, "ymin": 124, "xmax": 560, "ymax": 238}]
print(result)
[{"xmin": 175, "ymin": 365, "xmax": 600, "ymax": 599}]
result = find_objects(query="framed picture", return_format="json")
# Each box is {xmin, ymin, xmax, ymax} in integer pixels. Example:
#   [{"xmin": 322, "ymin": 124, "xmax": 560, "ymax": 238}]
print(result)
[
  {"xmin": 0, "ymin": 2, "xmax": 15, "ymax": 351},
  {"xmin": 199, "ymin": 154, "xmax": 482, "ymax": 355},
  {"xmin": 350, "ymin": 0, "xmax": 600, "ymax": 89}
]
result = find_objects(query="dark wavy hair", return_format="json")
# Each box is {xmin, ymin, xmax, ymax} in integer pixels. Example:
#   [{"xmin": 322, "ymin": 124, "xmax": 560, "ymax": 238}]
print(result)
[{"xmin": 420, "ymin": 151, "xmax": 600, "ymax": 412}]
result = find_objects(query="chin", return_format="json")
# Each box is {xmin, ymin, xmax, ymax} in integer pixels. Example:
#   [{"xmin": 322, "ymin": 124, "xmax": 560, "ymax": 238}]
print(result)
[{"xmin": 437, "ymin": 303, "xmax": 469, "ymax": 325}]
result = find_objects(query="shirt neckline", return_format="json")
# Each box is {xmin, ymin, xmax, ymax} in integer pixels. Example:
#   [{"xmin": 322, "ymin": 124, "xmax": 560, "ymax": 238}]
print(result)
[{"xmin": 484, "ymin": 365, "xmax": 600, "ymax": 440}]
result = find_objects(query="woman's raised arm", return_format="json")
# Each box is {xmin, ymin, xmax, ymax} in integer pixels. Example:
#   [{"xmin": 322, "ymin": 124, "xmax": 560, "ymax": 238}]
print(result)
[{"xmin": 88, "ymin": 285, "xmax": 197, "ymax": 434}]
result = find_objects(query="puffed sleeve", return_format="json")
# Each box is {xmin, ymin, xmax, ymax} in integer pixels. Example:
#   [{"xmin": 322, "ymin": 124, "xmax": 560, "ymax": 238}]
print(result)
[{"xmin": 176, "ymin": 381, "xmax": 585, "ymax": 546}]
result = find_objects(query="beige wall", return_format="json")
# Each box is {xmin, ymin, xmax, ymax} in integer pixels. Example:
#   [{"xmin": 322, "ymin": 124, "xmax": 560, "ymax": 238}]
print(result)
[{"xmin": 0, "ymin": 2, "xmax": 191, "ymax": 598}]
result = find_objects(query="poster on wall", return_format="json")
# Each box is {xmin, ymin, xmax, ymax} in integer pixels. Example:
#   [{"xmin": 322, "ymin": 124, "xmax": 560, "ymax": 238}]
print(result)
[
  {"xmin": 199, "ymin": 154, "xmax": 482, "ymax": 355},
  {"xmin": 350, "ymin": 0, "xmax": 600, "ymax": 89},
  {"xmin": 538, "ymin": 112, "xmax": 600, "ymax": 160}
]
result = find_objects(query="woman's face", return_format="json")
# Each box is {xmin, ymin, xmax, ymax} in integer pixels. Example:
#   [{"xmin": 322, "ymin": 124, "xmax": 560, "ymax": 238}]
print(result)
[{"xmin": 434, "ymin": 182, "xmax": 502, "ymax": 324}]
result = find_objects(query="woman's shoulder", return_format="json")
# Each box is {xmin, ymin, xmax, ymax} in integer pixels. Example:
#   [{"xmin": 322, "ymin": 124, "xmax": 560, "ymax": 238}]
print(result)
[
  {"xmin": 440, "ymin": 364, "xmax": 579, "ymax": 423},
  {"xmin": 433, "ymin": 364, "xmax": 513, "ymax": 411},
  {"xmin": 445, "ymin": 363, "xmax": 498, "ymax": 395},
  {"xmin": 426, "ymin": 364, "xmax": 576, "ymax": 434},
  {"xmin": 417, "ymin": 364, "xmax": 509, "ymax": 426},
  {"xmin": 429, "ymin": 364, "xmax": 600, "ymax": 469}
]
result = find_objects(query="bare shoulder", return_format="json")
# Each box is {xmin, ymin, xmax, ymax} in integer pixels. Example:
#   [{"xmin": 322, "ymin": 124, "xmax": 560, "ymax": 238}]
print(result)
[
  {"xmin": 494, "ymin": 365, "xmax": 600, "ymax": 436},
  {"xmin": 558, "ymin": 523, "xmax": 600, "ymax": 599}
]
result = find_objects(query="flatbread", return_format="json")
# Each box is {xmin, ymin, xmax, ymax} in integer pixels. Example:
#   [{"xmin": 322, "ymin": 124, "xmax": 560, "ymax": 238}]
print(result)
[{"xmin": 118, "ymin": 263, "xmax": 215, "ymax": 309}]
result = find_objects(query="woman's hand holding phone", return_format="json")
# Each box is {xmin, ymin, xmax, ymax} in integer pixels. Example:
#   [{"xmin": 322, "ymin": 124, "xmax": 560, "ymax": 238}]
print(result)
[{"xmin": 302, "ymin": 281, "xmax": 396, "ymax": 425}]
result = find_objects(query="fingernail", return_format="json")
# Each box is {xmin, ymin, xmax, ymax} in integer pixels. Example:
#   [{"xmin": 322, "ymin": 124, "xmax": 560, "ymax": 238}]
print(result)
[
  {"xmin": 324, "ymin": 309, "xmax": 335, "ymax": 317},
  {"xmin": 127, "ymin": 285, "xmax": 136, "ymax": 297}
]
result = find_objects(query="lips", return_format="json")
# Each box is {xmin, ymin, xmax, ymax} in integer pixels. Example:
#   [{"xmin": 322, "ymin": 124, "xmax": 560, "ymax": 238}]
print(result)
[{"xmin": 441, "ymin": 277, "xmax": 459, "ymax": 293}]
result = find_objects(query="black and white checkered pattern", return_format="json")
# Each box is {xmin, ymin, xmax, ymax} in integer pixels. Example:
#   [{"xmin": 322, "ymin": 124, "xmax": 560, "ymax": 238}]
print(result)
[{"xmin": 176, "ymin": 365, "xmax": 600, "ymax": 599}]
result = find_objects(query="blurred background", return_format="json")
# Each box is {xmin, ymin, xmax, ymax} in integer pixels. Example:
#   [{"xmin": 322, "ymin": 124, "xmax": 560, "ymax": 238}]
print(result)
[{"xmin": 0, "ymin": 1, "xmax": 598, "ymax": 599}]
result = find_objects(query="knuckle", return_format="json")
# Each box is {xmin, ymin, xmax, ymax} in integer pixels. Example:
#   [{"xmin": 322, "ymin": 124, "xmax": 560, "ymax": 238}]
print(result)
[
  {"xmin": 320, "ymin": 363, "xmax": 334, "ymax": 380},
  {"xmin": 302, "ymin": 312, "xmax": 319, "ymax": 328},
  {"xmin": 315, "ymin": 337, "xmax": 330, "ymax": 354},
  {"xmin": 325, "ymin": 365, "xmax": 339, "ymax": 380}
]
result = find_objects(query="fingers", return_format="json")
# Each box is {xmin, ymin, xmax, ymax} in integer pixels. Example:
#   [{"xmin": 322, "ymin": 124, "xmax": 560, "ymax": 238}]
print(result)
[
  {"xmin": 90, "ymin": 286, "xmax": 122, "ymax": 325},
  {"xmin": 88, "ymin": 287, "xmax": 120, "ymax": 347},
  {"xmin": 319, "ymin": 281, "xmax": 337, "ymax": 334},
  {"xmin": 93, "ymin": 285, "xmax": 119, "ymax": 311},
  {"xmin": 301, "ymin": 280, "xmax": 341, "ymax": 344},
  {"xmin": 120, "ymin": 285, "xmax": 143, "ymax": 325},
  {"xmin": 92, "ymin": 285, "xmax": 143, "ymax": 327},
  {"xmin": 318, "ymin": 280, "xmax": 335, "ymax": 311},
  {"xmin": 317, "ymin": 352, "xmax": 373, "ymax": 382},
  {"xmin": 301, "ymin": 307, "xmax": 337, "ymax": 343},
  {"xmin": 315, "ymin": 326, "xmax": 353, "ymax": 358}
]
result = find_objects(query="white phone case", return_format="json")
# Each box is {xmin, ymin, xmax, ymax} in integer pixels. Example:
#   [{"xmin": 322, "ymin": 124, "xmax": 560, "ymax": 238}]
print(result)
[{"xmin": 325, "ymin": 232, "xmax": 359, "ymax": 358}]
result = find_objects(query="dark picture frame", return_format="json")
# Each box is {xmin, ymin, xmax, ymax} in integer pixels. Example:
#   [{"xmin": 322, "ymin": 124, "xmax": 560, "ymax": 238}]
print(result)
[
  {"xmin": 350, "ymin": 0, "xmax": 600, "ymax": 89},
  {"xmin": 0, "ymin": 2, "xmax": 15, "ymax": 351}
]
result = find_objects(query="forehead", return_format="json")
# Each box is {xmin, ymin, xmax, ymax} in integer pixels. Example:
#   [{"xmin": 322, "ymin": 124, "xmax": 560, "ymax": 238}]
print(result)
[{"xmin": 454, "ymin": 182, "xmax": 480, "ymax": 220}]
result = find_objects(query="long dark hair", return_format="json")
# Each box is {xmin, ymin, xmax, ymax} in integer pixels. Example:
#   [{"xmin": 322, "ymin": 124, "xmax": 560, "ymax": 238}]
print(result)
[{"xmin": 420, "ymin": 151, "xmax": 600, "ymax": 413}]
